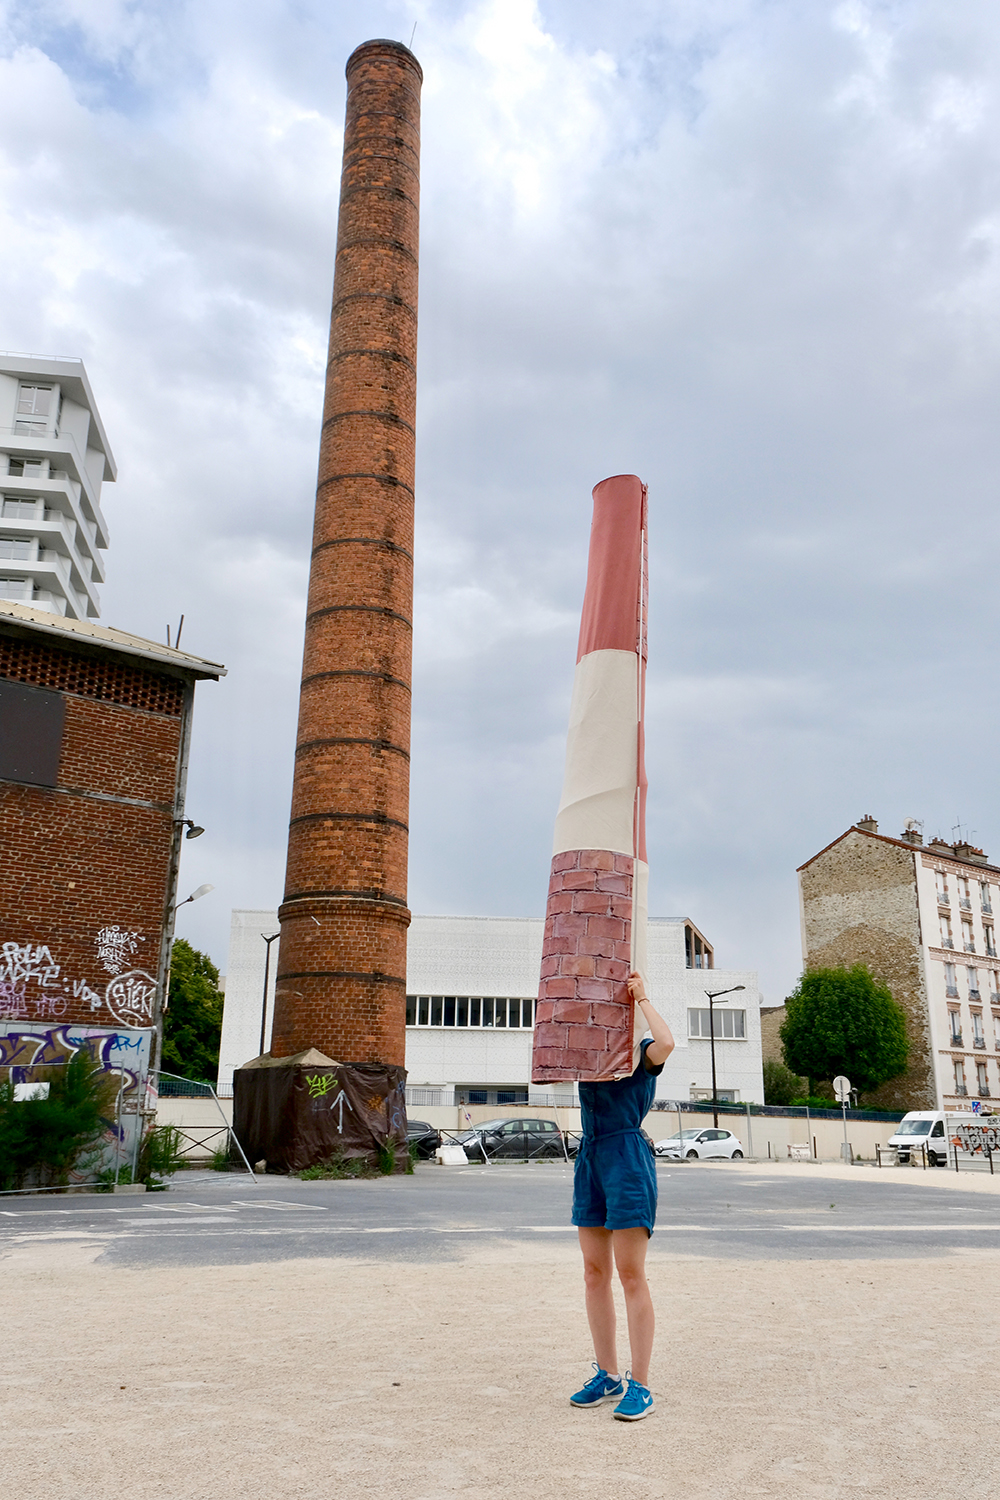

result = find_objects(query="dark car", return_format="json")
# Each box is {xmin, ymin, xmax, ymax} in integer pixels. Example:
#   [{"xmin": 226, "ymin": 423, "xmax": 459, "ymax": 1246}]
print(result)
[
  {"xmin": 406, "ymin": 1119, "xmax": 442, "ymax": 1159},
  {"xmin": 454, "ymin": 1117, "xmax": 573, "ymax": 1162}
]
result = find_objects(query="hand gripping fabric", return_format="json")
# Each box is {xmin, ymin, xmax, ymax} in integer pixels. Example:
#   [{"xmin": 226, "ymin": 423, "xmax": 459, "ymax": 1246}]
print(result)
[{"xmin": 531, "ymin": 474, "xmax": 649, "ymax": 1084}]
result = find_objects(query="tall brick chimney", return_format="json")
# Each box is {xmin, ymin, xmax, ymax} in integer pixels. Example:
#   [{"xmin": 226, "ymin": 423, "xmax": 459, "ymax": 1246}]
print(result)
[{"xmin": 270, "ymin": 39, "xmax": 421, "ymax": 1065}]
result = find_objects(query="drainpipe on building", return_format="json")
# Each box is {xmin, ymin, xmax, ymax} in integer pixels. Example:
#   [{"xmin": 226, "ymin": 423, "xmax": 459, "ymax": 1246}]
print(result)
[{"xmin": 152, "ymin": 678, "xmax": 196, "ymax": 1080}]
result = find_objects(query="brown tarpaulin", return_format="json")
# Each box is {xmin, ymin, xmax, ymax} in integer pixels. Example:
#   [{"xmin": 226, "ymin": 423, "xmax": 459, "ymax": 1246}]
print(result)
[{"xmin": 233, "ymin": 1050, "xmax": 408, "ymax": 1173}]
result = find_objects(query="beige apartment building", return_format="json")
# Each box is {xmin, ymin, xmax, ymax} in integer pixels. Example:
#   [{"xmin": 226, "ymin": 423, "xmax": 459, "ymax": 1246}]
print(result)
[{"xmin": 799, "ymin": 817, "xmax": 1000, "ymax": 1111}]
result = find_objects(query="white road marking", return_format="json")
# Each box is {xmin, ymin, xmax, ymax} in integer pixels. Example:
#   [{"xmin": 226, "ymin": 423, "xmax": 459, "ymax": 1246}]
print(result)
[{"xmin": 229, "ymin": 1200, "xmax": 328, "ymax": 1211}]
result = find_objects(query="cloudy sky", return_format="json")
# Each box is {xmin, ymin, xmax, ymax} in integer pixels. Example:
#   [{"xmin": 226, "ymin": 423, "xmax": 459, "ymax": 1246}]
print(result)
[{"xmin": 3, "ymin": 0, "xmax": 1000, "ymax": 1004}]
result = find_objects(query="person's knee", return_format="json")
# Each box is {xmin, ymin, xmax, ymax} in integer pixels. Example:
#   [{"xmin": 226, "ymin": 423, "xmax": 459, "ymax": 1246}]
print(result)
[
  {"xmin": 582, "ymin": 1257, "xmax": 612, "ymax": 1292},
  {"xmin": 616, "ymin": 1262, "xmax": 647, "ymax": 1297}
]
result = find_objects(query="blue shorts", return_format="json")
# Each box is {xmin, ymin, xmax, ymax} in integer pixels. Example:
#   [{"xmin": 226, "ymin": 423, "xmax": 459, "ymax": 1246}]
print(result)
[{"xmin": 571, "ymin": 1131, "xmax": 658, "ymax": 1237}]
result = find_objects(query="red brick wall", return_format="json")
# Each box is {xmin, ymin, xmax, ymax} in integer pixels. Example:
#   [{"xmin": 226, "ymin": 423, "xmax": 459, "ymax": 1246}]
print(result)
[
  {"xmin": 0, "ymin": 642, "xmax": 181, "ymax": 1034},
  {"xmin": 272, "ymin": 39, "xmax": 422, "ymax": 1066},
  {"xmin": 532, "ymin": 850, "xmax": 635, "ymax": 1081}
]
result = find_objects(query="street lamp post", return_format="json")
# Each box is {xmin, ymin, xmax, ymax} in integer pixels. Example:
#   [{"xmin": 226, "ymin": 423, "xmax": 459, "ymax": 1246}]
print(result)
[
  {"xmin": 259, "ymin": 932, "xmax": 280, "ymax": 1057},
  {"xmin": 705, "ymin": 985, "xmax": 746, "ymax": 1127}
]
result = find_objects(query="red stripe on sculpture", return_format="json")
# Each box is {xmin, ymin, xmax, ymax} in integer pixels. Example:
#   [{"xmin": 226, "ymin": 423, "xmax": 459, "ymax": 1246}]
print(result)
[{"xmin": 576, "ymin": 474, "xmax": 647, "ymax": 662}]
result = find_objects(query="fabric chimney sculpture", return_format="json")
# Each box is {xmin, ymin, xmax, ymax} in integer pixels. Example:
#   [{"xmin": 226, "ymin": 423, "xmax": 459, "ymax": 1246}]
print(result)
[{"xmin": 532, "ymin": 474, "xmax": 649, "ymax": 1083}]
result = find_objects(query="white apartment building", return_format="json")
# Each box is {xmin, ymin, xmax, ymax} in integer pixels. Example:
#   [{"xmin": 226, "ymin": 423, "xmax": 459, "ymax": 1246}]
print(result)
[
  {"xmin": 218, "ymin": 909, "xmax": 764, "ymax": 1105},
  {"xmin": 799, "ymin": 816, "xmax": 1000, "ymax": 1111},
  {"xmin": 0, "ymin": 354, "xmax": 115, "ymax": 619}
]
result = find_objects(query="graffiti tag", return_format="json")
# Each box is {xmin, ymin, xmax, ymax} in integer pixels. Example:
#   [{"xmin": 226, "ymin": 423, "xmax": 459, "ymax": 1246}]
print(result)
[
  {"xmin": 331, "ymin": 1090, "xmax": 353, "ymax": 1133},
  {"xmin": 95, "ymin": 926, "xmax": 144, "ymax": 976},
  {"xmin": 104, "ymin": 970, "xmax": 157, "ymax": 1029},
  {"xmin": 1, "ymin": 942, "xmax": 60, "ymax": 988}
]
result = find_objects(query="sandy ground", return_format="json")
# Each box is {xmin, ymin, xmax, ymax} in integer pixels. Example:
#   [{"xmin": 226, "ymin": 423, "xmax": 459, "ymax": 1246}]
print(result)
[{"xmin": 4, "ymin": 1224, "xmax": 997, "ymax": 1500}]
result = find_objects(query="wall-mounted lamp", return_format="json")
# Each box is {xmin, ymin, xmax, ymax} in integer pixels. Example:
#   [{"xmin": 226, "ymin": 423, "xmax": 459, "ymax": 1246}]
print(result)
[{"xmin": 177, "ymin": 818, "xmax": 205, "ymax": 839}]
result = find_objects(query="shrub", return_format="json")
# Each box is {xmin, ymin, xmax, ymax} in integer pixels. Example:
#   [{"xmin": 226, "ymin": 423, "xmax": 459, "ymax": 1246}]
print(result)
[
  {"xmin": 0, "ymin": 1055, "xmax": 118, "ymax": 1191},
  {"xmin": 763, "ymin": 1058, "xmax": 805, "ymax": 1106},
  {"xmin": 299, "ymin": 1150, "xmax": 375, "ymax": 1180}
]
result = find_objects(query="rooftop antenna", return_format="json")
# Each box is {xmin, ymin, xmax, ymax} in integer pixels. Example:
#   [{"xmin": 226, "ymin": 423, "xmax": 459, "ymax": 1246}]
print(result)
[{"xmin": 409, "ymin": 21, "xmax": 417, "ymax": 48}]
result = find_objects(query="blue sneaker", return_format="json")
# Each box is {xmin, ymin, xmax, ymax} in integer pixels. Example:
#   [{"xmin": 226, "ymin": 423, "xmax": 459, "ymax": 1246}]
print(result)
[
  {"xmin": 570, "ymin": 1363, "xmax": 624, "ymax": 1407},
  {"xmin": 613, "ymin": 1373, "xmax": 654, "ymax": 1421}
]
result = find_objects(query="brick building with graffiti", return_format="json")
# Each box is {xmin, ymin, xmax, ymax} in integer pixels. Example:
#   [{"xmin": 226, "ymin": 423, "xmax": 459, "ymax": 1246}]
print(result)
[{"xmin": 0, "ymin": 599, "xmax": 223, "ymax": 1144}]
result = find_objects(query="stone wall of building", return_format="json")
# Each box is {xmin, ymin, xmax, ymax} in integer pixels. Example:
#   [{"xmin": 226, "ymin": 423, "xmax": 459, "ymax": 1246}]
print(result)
[
  {"xmin": 799, "ymin": 830, "xmax": 935, "ymax": 1110},
  {"xmin": 759, "ymin": 1005, "xmax": 787, "ymax": 1066}
]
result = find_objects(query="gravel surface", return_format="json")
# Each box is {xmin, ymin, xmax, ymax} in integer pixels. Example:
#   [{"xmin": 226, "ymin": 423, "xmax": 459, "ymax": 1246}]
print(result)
[{"xmin": 2, "ymin": 1163, "xmax": 995, "ymax": 1498}]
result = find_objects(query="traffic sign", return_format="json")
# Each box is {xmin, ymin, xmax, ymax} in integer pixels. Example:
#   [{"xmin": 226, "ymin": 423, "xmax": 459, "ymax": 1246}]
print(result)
[{"xmin": 833, "ymin": 1074, "xmax": 851, "ymax": 1103}]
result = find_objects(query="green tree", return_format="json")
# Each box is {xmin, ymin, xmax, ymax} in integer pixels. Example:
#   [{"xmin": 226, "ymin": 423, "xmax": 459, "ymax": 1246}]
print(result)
[
  {"xmin": 162, "ymin": 938, "xmax": 224, "ymax": 1085},
  {"xmin": 762, "ymin": 1057, "xmax": 805, "ymax": 1106},
  {"xmin": 780, "ymin": 964, "xmax": 908, "ymax": 1095}
]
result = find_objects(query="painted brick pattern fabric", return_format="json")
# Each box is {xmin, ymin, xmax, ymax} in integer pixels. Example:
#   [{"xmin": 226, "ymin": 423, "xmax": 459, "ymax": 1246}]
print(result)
[{"xmin": 533, "ymin": 850, "xmax": 635, "ymax": 1081}]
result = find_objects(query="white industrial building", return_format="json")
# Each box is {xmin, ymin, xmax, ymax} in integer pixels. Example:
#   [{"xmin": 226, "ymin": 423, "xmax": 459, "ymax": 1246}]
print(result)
[
  {"xmin": 0, "ymin": 354, "xmax": 115, "ymax": 619},
  {"xmin": 218, "ymin": 910, "xmax": 763, "ymax": 1106}
]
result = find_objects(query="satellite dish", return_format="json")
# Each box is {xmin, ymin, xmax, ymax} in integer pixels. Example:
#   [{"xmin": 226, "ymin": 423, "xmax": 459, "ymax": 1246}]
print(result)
[{"xmin": 833, "ymin": 1074, "xmax": 851, "ymax": 1102}]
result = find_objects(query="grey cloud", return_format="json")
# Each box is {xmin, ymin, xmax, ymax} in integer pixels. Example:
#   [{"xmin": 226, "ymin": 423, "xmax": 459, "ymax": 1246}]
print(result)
[{"xmin": 2, "ymin": 0, "xmax": 999, "ymax": 1005}]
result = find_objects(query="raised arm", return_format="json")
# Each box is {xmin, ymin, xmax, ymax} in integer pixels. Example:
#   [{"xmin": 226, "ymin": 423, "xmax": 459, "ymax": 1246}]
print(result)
[{"xmin": 627, "ymin": 972, "xmax": 675, "ymax": 1069}]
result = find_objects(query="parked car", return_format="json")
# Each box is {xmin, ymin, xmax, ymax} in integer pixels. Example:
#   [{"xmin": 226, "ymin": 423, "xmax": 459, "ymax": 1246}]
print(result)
[
  {"xmin": 455, "ymin": 1117, "xmax": 573, "ymax": 1161},
  {"xmin": 654, "ymin": 1128, "xmax": 744, "ymax": 1160},
  {"xmin": 406, "ymin": 1119, "xmax": 442, "ymax": 1159}
]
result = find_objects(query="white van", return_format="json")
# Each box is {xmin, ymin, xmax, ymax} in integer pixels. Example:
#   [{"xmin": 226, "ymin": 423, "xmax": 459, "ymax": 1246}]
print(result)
[
  {"xmin": 889, "ymin": 1111, "xmax": 950, "ymax": 1166},
  {"xmin": 889, "ymin": 1109, "xmax": 1000, "ymax": 1166}
]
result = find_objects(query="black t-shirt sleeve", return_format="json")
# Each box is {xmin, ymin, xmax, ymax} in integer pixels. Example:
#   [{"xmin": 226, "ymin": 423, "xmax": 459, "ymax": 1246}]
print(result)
[{"xmin": 640, "ymin": 1036, "xmax": 664, "ymax": 1077}]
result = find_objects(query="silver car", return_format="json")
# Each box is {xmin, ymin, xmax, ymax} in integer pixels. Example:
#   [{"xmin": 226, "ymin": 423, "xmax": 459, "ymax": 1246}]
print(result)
[{"xmin": 654, "ymin": 1127, "xmax": 744, "ymax": 1160}]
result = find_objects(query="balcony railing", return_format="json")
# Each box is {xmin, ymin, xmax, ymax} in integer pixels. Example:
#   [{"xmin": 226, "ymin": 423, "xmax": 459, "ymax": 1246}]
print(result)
[
  {"xmin": 938, "ymin": 893, "xmax": 950, "ymax": 906},
  {"xmin": 980, "ymin": 1086, "xmax": 992, "ymax": 1097},
  {"xmin": 955, "ymin": 1084, "xmax": 969, "ymax": 1095},
  {"xmin": 946, "ymin": 986, "xmax": 959, "ymax": 998},
  {"xmin": 942, "ymin": 938, "xmax": 954, "ymax": 949},
  {"xmin": 970, "ymin": 989, "xmax": 982, "ymax": 1000},
  {"xmin": 960, "ymin": 897, "xmax": 973, "ymax": 911},
  {"xmin": 974, "ymin": 1038, "xmax": 986, "ymax": 1048},
  {"xmin": 983, "ymin": 902, "xmax": 993, "ymax": 916},
  {"xmin": 965, "ymin": 943, "xmax": 977, "ymax": 953},
  {"xmin": 951, "ymin": 1034, "xmax": 964, "ymax": 1047}
]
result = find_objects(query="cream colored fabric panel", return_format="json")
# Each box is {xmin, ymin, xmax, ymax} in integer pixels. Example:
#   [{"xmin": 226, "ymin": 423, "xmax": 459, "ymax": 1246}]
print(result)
[{"xmin": 552, "ymin": 649, "xmax": 638, "ymax": 857}]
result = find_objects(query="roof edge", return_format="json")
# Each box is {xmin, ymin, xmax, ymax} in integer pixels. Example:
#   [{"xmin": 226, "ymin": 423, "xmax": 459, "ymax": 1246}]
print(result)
[
  {"xmin": 798, "ymin": 824, "xmax": 1000, "ymax": 879},
  {"xmin": 0, "ymin": 601, "xmax": 225, "ymax": 678}
]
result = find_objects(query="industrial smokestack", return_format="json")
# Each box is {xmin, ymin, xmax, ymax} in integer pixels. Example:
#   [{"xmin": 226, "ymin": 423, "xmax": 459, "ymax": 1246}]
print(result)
[{"xmin": 270, "ymin": 39, "xmax": 422, "ymax": 1065}]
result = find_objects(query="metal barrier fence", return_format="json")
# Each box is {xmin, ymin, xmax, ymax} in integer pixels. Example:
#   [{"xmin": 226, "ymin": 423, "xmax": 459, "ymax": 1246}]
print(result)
[
  {"xmin": 152, "ymin": 1071, "xmax": 257, "ymax": 1180},
  {"xmin": 875, "ymin": 1140, "xmax": 1000, "ymax": 1173}
]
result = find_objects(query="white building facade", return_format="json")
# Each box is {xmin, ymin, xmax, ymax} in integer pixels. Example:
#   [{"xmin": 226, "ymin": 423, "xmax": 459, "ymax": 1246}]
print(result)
[
  {"xmin": 0, "ymin": 355, "xmax": 115, "ymax": 619},
  {"xmin": 218, "ymin": 908, "xmax": 764, "ymax": 1106}
]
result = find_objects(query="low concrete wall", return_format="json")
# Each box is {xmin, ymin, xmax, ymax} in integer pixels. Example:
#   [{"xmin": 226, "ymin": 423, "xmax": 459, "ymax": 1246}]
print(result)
[
  {"xmin": 156, "ymin": 1095, "xmax": 900, "ymax": 1164},
  {"xmin": 411, "ymin": 1102, "xmax": 900, "ymax": 1162}
]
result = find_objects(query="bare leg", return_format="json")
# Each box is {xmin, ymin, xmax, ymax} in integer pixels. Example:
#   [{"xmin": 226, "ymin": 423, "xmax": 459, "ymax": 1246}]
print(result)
[
  {"xmin": 613, "ymin": 1227, "xmax": 654, "ymax": 1384},
  {"xmin": 577, "ymin": 1227, "xmax": 618, "ymax": 1375}
]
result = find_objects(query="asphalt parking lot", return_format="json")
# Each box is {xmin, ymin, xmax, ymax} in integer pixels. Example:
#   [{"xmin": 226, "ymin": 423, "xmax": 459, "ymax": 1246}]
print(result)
[{"xmin": 3, "ymin": 1158, "xmax": 999, "ymax": 1266}]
